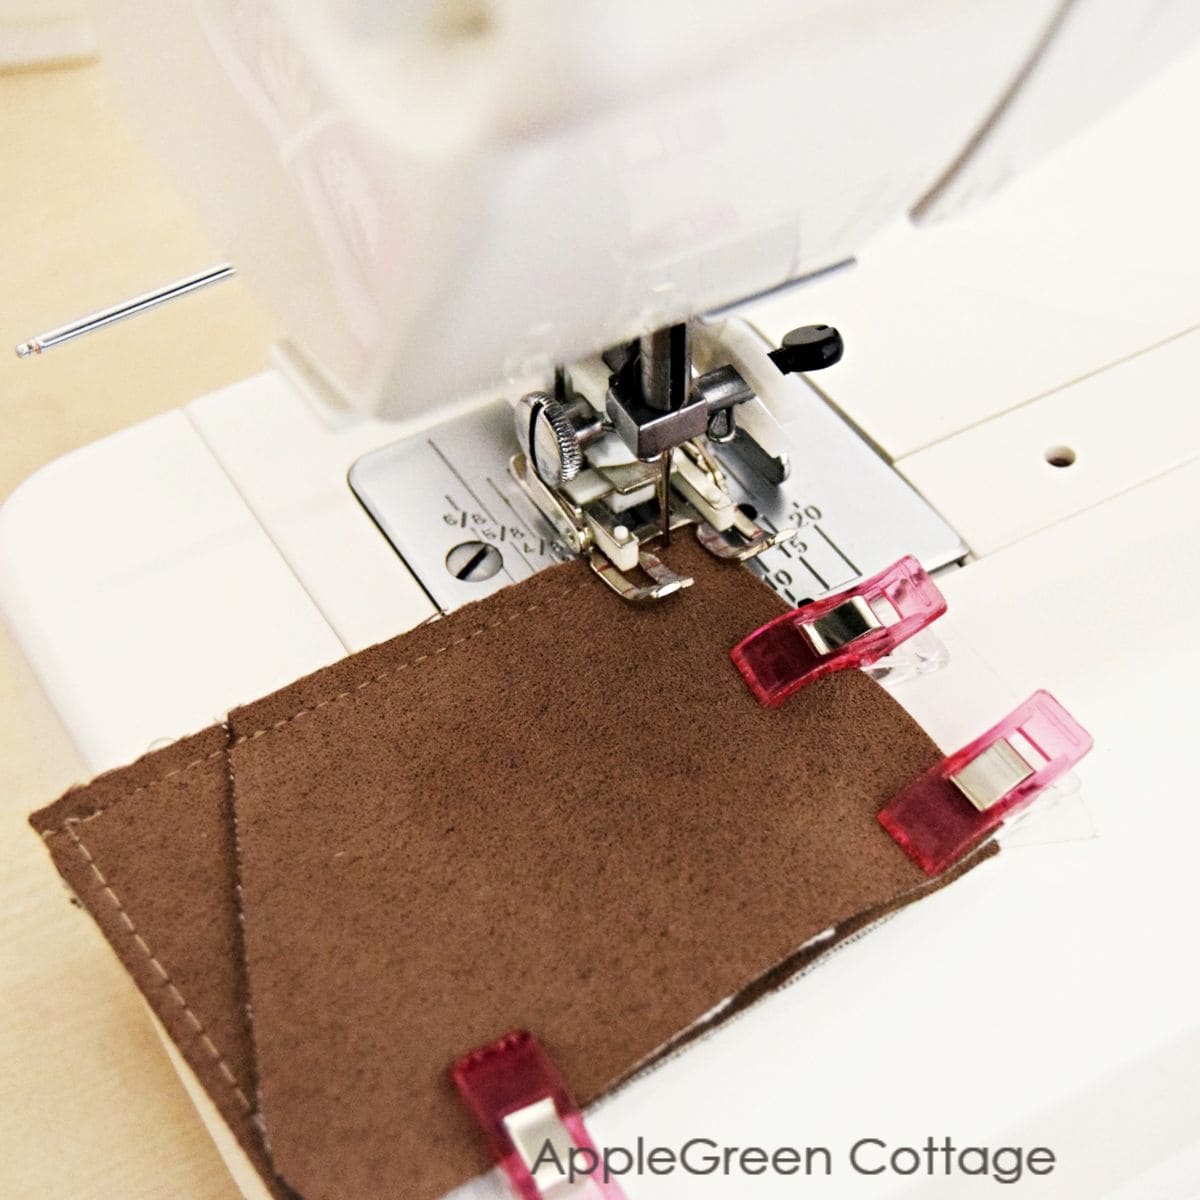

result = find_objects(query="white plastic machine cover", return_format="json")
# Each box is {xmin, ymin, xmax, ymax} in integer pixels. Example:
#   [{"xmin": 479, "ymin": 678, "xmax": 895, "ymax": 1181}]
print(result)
[{"xmin": 91, "ymin": 0, "xmax": 1064, "ymax": 418}]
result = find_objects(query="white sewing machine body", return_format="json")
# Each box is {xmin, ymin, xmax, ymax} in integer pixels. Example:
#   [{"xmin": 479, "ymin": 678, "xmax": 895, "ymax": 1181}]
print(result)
[{"xmin": 4, "ymin": 2, "xmax": 1200, "ymax": 1197}]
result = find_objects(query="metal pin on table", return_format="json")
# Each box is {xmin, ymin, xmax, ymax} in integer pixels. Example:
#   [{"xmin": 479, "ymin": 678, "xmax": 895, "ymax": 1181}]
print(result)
[{"xmin": 14, "ymin": 263, "xmax": 235, "ymax": 358}]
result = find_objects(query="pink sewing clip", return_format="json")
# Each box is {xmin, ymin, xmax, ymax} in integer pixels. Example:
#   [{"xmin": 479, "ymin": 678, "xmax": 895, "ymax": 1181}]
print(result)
[
  {"xmin": 451, "ymin": 1030, "xmax": 627, "ymax": 1200},
  {"xmin": 731, "ymin": 555, "xmax": 947, "ymax": 706},
  {"xmin": 878, "ymin": 690, "xmax": 1093, "ymax": 875}
]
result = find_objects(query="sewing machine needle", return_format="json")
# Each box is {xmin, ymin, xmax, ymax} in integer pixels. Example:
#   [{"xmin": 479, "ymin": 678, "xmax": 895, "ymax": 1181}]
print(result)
[
  {"xmin": 659, "ymin": 449, "xmax": 672, "ymax": 546},
  {"xmin": 14, "ymin": 263, "xmax": 235, "ymax": 358}
]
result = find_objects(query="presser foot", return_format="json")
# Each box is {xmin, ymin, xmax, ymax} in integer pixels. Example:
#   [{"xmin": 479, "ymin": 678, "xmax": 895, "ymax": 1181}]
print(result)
[
  {"xmin": 695, "ymin": 510, "xmax": 797, "ymax": 561},
  {"xmin": 587, "ymin": 547, "xmax": 694, "ymax": 602},
  {"xmin": 510, "ymin": 438, "xmax": 792, "ymax": 602}
]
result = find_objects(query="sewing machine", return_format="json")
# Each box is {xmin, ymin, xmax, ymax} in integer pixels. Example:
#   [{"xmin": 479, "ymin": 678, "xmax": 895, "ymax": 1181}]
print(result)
[{"xmin": 4, "ymin": 2, "xmax": 1200, "ymax": 1197}]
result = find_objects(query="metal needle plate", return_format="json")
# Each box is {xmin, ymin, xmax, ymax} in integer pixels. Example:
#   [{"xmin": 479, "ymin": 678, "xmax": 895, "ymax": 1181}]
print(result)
[{"xmin": 349, "ymin": 388, "xmax": 967, "ymax": 614}]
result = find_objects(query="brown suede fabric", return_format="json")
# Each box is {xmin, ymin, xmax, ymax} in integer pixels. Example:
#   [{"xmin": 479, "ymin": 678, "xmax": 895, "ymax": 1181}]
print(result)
[
  {"xmin": 29, "ymin": 725, "xmax": 285, "ymax": 1195},
  {"xmin": 227, "ymin": 540, "xmax": 990, "ymax": 1200},
  {"xmin": 30, "ymin": 543, "xmax": 996, "ymax": 1200}
]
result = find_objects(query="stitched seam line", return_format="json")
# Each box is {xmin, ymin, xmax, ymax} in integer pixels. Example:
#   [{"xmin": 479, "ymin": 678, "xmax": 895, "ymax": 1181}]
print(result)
[
  {"xmin": 63, "ymin": 821, "xmax": 253, "ymax": 1115},
  {"xmin": 41, "ymin": 748, "xmax": 229, "ymax": 836},
  {"xmin": 43, "ymin": 581, "xmax": 582, "ymax": 837},
  {"xmin": 232, "ymin": 582, "xmax": 581, "ymax": 749},
  {"xmin": 42, "ymin": 579, "xmax": 581, "ymax": 1123}
]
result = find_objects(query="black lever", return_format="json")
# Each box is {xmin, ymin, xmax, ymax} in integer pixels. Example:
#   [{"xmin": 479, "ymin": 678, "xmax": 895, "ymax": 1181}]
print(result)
[{"xmin": 768, "ymin": 324, "xmax": 844, "ymax": 375}]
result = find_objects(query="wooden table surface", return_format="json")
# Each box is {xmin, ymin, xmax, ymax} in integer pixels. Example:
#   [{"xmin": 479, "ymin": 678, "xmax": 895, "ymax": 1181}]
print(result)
[{"xmin": 0, "ymin": 58, "xmax": 276, "ymax": 1200}]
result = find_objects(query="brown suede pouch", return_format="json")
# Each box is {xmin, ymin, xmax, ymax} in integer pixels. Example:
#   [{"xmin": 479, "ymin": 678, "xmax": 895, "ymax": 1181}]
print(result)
[
  {"xmin": 28, "ymin": 725, "xmax": 287, "ymax": 1196},
  {"xmin": 31, "ymin": 542, "xmax": 996, "ymax": 1200}
]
